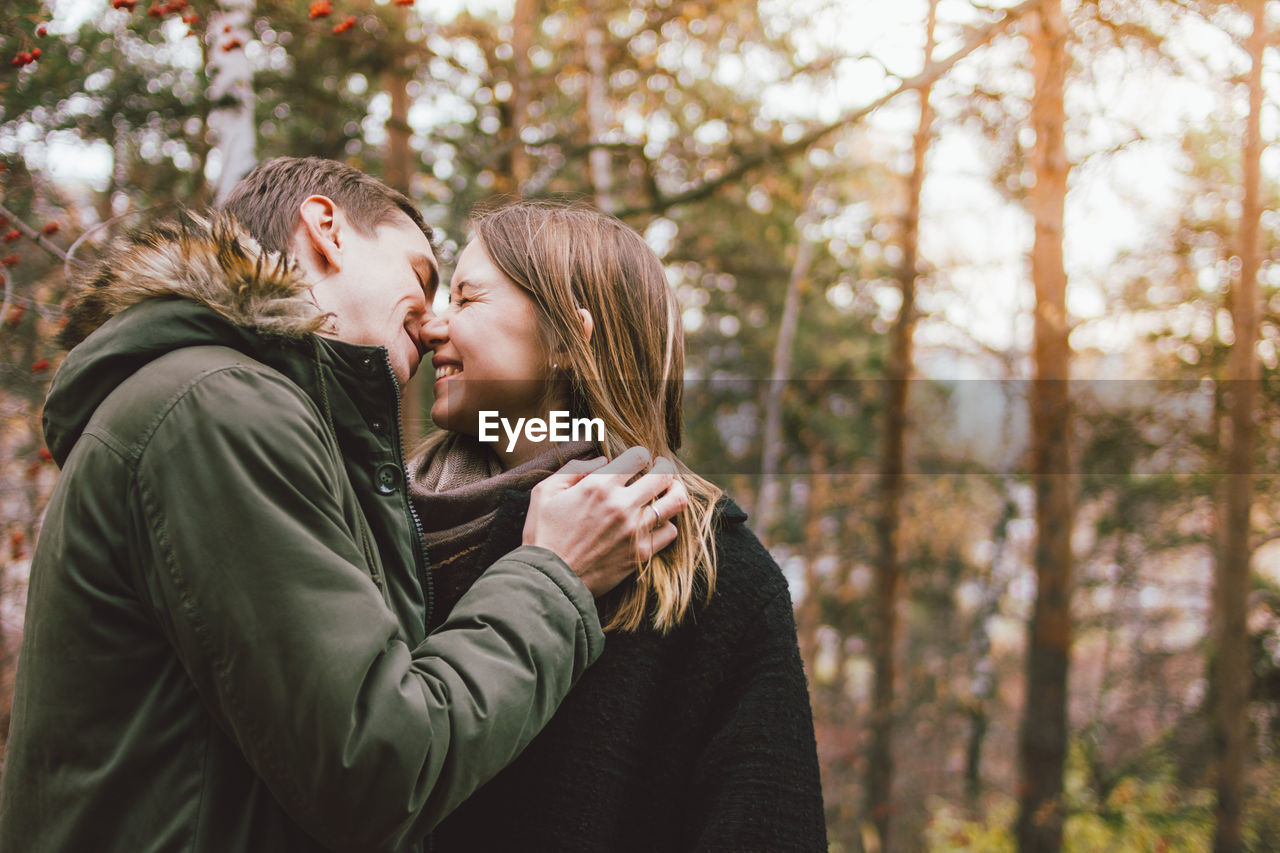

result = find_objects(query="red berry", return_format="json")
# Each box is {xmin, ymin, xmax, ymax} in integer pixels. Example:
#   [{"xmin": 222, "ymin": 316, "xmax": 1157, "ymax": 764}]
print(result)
[
  {"xmin": 3, "ymin": 230, "xmax": 20, "ymax": 242},
  {"xmin": 42, "ymin": 221, "xmax": 59, "ymax": 235},
  {"xmin": 6, "ymin": 305, "xmax": 25, "ymax": 327},
  {"xmin": 332, "ymin": 15, "xmax": 355, "ymax": 33},
  {"xmin": 36, "ymin": 24, "xmax": 48, "ymax": 37},
  {"xmin": 31, "ymin": 358, "xmax": 51, "ymax": 373},
  {"xmin": 112, "ymin": 0, "xmax": 137, "ymax": 10},
  {"xmin": 309, "ymin": 0, "xmax": 332, "ymax": 19},
  {"xmin": 31, "ymin": 48, "xmax": 41, "ymax": 59},
  {"xmin": 221, "ymin": 37, "xmax": 243, "ymax": 51},
  {"xmin": 2, "ymin": 254, "xmax": 20, "ymax": 266}
]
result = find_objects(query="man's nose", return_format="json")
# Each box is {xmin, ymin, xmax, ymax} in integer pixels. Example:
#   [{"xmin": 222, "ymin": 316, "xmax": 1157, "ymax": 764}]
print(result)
[{"xmin": 422, "ymin": 311, "xmax": 449, "ymax": 347}]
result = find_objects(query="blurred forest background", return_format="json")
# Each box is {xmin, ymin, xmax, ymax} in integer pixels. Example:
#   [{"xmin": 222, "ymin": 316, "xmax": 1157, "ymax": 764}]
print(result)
[{"xmin": 2, "ymin": 0, "xmax": 1279, "ymax": 850}]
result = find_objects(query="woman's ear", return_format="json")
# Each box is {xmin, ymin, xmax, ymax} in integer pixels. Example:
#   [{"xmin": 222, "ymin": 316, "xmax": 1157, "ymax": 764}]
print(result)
[
  {"xmin": 293, "ymin": 195, "xmax": 343, "ymax": 274},
  {"xmin": 552, "ymin": 310, "xmax": 593, "ymax": 371}
]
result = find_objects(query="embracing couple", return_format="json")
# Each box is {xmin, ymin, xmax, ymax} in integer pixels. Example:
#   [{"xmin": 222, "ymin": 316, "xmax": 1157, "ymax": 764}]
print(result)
[{"xmin": 0, "ymin": 158, "xmax": 825, "ymax": 852}]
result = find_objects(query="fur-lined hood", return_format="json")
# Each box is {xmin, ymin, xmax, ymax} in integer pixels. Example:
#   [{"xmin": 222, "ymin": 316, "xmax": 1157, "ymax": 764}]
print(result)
[
  {"xmin": 61, "ymin": 210, "xmax": 327, "ymax": 349},
  {"xmin": 44, "ymin": 211, "xmax": 333, "ymax": 466}
]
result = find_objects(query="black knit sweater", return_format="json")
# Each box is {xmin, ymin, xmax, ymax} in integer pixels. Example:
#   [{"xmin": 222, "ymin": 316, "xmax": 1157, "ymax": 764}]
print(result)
[{"xmin": 415, "ymin": 481, "xmax": 828, "ymax": 852}]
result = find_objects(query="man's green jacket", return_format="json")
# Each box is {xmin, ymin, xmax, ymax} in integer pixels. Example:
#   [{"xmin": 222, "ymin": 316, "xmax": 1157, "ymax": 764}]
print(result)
[{"xmin": 0, "ymin": 213, "xmax": 604, "ymax": 852}]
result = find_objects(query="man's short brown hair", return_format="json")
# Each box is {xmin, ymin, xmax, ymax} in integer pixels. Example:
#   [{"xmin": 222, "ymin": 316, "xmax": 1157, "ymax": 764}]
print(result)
[{"xmin": 221, "ymin": 157, "xmax": 432, "ymax": 255}]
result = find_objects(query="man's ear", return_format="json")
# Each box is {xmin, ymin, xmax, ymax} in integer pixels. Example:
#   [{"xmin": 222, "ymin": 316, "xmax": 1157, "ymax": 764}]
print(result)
[{"xmin": 293, "ymin": 195, "xmax": 343, "ymax": 274}]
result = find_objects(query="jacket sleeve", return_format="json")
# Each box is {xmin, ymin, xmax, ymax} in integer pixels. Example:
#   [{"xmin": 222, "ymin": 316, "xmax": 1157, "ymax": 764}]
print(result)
[
  {"xmin": 684, "ymin": 585, "xmax": 828, "ymax": 852},
  {"xmin": 127, "ymin": 363, "xmax": 603, "ymax": 851}
]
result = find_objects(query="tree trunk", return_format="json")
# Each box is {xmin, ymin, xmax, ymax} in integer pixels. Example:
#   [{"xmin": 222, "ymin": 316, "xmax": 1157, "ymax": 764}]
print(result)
[
  {"xmin": 381, "ymin": 67, "xmax": 423, "ymax": 437},
  {"xmin": 1213, "ymin": 4, "xmax": 1264, "ymax": 851},
  {"xmin": 797, "ymin": 448, "xmax": 829, "ymax": 680},
  {"xmin": 755, "ymin": 175, "xmax": 818, "ymax": 543},
  {"xmin": 866, "ymin": 3, "xmax": 936, "ymax": 847},
  {"xmin": 508, "ymin": 0, "xmax": 537, "ymax": 192},
  {"xmin": 1015, "ymin": 3, "xmax": 1073, "ymax": 851},
  {"xmin": 206, "ymin": 0, "xmax": 257, "ymax": 204},
  {"xmin": 384, "ymin": 68, "xmax": 413, "ymax": 196},
  {"xmin": 584, "ymin": 0, "xmax": 614, "ymax": 211},
  {"xmin": 966, "ymin": 488, "xmax": 1016, "ymax": 809}
]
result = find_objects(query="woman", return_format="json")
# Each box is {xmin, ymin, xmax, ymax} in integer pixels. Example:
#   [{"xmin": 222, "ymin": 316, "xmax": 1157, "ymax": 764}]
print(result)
[{"xmin": 410, "ymin": 200, "xmax": 826, "ymax": 851}]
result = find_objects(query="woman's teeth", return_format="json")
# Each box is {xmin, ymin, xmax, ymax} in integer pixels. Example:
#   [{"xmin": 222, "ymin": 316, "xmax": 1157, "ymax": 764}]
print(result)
[{"xmin": 435, "ymin": 365, "xmax": 462, "ymax": 380}]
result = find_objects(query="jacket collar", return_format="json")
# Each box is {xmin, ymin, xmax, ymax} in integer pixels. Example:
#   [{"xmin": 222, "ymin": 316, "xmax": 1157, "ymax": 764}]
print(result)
[
  {"xmin": 60, "ymin": 209, "xmax": 326, "ymax": 350},
  {"xmin": 43, "ymin": 210, "xmax": 395, "ymax": 465}
]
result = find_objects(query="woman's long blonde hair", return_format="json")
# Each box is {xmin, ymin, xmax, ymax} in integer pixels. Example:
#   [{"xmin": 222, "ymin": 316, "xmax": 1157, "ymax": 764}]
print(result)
[{"xmin": 468, "ymin": 199, "xmax": 720, "ymax": 634}]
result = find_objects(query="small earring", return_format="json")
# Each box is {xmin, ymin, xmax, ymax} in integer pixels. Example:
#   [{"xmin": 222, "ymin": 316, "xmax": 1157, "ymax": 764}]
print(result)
[{"xmin": 552, "ymin": 362, "xmax": 560, "ymax": 371}]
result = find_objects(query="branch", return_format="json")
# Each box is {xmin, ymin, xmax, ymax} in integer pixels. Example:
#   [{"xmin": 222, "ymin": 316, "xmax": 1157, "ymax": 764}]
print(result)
[
  {"xmin": 0, "ymin": 260, "xmax": 11, "ymax": 326},
  {"xmin": 0, "ymin": 202, "xmax": 74, "ymax": 266},
  {"xmin": 613, "ymin": 0, "xmax": 1048, "ymax": 219},
  {"xmin": 1076, "ymin": 129, "xmax": 1149, "ymax": 167}
]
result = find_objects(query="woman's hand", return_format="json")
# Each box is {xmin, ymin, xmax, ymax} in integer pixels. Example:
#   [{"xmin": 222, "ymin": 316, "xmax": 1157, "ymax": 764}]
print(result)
[{"xmin": 523, "ymin": 447, "xmax": 689, "ymax": 597}]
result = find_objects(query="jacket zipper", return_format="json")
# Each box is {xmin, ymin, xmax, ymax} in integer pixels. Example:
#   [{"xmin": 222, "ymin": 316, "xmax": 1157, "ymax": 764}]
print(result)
[
  {"xmin": 381, "ymin": 350, "xmax": 439, "ymax": 853},
  {"xmin": 381, "ymin": 349, "xmax": 435, "ymax": 629},
  {"xmin": 312, "ymin": 338, "xmax": 386, "ymax": 598}
]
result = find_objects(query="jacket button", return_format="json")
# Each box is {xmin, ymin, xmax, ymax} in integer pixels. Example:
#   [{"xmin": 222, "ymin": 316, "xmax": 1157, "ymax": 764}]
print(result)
[{"xmin": 375, "ymin": 463, "xmax": 401, "ymax": 494}]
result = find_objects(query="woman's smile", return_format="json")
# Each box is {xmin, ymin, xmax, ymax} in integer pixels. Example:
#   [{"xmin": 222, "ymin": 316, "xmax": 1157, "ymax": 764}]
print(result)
[{"xmin": 433, "ymin": 360, "xmax": 462, "ymax": 382}]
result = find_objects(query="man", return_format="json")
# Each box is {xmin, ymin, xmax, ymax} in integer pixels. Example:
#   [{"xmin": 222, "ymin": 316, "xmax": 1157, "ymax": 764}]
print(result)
[{"xmin": 0, "ymin": 158, "xmax": 687, "ymax": 852}]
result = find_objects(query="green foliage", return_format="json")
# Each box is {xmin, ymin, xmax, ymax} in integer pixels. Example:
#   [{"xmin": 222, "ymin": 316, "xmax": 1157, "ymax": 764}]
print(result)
[
  {"xmin": 926, "ymin": 767, "xmax": 1215, "ymax": 853},
  {"xmin": 925, "ymin": 796, "xmax": 1017, "ymax": 853}
]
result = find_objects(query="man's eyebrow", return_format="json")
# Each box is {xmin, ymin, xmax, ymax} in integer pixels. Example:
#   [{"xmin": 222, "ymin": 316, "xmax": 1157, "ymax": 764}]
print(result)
[{"xmin": 411, "ymin": 253, "xmax": 439, "ymax": 293}]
